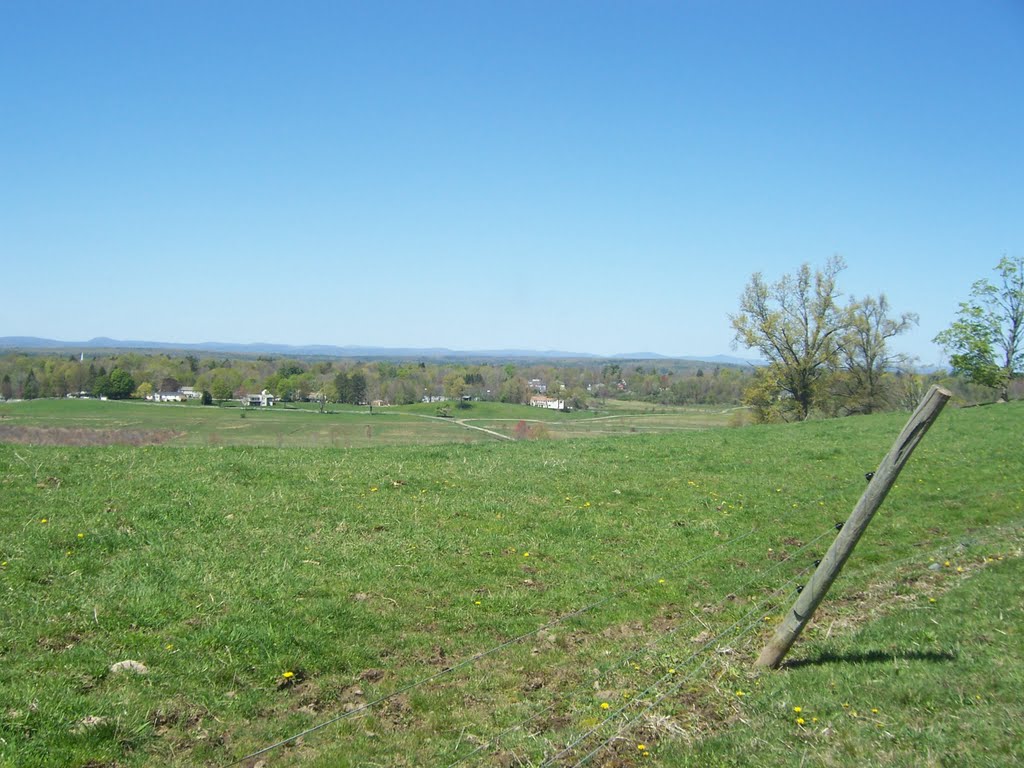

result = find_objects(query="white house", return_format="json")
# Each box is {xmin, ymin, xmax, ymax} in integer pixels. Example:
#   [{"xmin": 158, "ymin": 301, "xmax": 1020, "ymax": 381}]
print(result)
[
  {"xmin": 529, "ymin": 395, "xmax": 564, "ymax": 410},
  {"xmin": 244, "ymin": 390, "xmax": 275, "ymax": 407}
]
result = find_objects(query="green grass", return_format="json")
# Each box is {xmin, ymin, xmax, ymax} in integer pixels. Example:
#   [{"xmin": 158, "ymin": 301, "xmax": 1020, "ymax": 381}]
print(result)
[
  {"xmin": 0, "ymin": 402, "xmax": 1021, "ymax": 766},
  {"xmin": 0, "ymin": 398, "xmax": 734, "ymax": 448}
]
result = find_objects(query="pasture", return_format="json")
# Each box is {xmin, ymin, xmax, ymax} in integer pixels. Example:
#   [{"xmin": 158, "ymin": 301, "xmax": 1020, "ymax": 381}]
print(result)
[
  {"xmin": 0, "ymin": 398, "xmax": 736, "ymax": 449},
  {"xmin": 0, "ymin": 400, "xmax": 1021, "ymax": 766}
]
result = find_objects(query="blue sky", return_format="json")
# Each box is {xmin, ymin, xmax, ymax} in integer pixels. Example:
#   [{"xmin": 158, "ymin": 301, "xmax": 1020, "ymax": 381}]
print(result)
[{"xmin": 2, "ymin": 1, "xmax": 1021, "ymax": 365}]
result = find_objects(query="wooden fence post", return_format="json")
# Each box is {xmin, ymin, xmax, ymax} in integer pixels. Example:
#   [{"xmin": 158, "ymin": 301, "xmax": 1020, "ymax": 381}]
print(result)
[{"xmin": 755, "ymin": 385, "xmax": 952, "ymax": 669}]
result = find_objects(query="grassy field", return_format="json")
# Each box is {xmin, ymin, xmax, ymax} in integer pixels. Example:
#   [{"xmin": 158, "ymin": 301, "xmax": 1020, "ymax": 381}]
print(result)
[
  {"xmin": 0, "ymin": 400, "xmax": 1021, "ymax": 766},
  {"xmin": 0, "ymin": 398, "xmax": 736, "ymax": 449}
]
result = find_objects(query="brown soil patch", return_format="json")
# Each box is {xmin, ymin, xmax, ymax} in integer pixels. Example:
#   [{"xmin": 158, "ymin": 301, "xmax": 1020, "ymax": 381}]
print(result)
[{"xmin": 0, "ymin": 424, "xmax": 184, "ymax": 447}]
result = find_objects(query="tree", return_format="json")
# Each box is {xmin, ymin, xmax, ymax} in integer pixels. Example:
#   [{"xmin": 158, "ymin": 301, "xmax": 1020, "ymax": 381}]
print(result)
[
  {"xmin": 935, "ymin": 256, "xmax": 1023, "ymax": 401},
  {"xmin": 499, "ymin": 377, "xmax": 528, "ymax": 404},
  {"xmin": 834, "ymin": 294, "xmax": 918, "ymax": 414},
  {"xmin": 741, "ymin": 366, "xmax": 784, "ymax": 423},
  {"xmin": 277, "ymin": 361, "xmax": 305, "ymax": 378},
  {"xmin": 730, "ymin": 256, "xmax": 847, "ymax": 420},
  {"xmin": 22, "ymin": 370, "xmax": 40, "ymax": 400},
  {"xmin": 334, "ymin": 372, "xmax": 351, "ymax": 404},
  {"xmin": 443, "ymin": 372, "xmax": 467, "ymax": 405},
  {"xmin": 96, "ymin": 368, "xmax": 135, "ymax": 399},
  {"xmin": 335, "ymin": 370, "xmax": 368, "ymax": 405},
  {"xmin": 349, "ymin": 371, "xmax": 368, "ymax": 405},
  {"xmin": 201, "ymin": 390, "xmax": 214, "ymax": 406},
  {"xmin": 1, "ymin": 374, "xmax": 12, "ymax": 400},
  {"xmin": 209, "ymin": 368, "xmax": 242, "ymax": 401}
]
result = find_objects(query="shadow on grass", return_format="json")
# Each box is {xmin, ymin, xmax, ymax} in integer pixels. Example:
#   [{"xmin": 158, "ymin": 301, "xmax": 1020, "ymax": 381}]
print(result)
[{"xmin": 783, "ymin": 648, "xmax": 957, "ymax": 669}]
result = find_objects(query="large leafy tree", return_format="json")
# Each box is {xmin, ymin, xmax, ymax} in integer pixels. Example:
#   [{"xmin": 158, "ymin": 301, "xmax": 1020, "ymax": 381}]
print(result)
[
  {"xmin": 834, "ymin": 294, "xmax": 918, "ymax": 414},
  {"xmin": 95, "ymin": 368, "xmax": 135, "ymax": 399},
  {"xmin": 730, "ymin": 256, "xmax": 847, "ymax": 420},
  {"xmin": 934, "ymin": 256, "xmax": 1023, "ymax": 401}
]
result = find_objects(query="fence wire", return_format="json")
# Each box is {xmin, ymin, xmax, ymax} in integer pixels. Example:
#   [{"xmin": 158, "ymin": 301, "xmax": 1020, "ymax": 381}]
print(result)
[
  {"xmin": 228, "ymin": 518, "xmax": 1024, "ymax": 767},
  {"xmin": 227, "ymin": 528, "xmax": 757, "ymax": 766},
  {"xmin": 445, "ymin": 526, "xmax": 834, "ymax": 766}
]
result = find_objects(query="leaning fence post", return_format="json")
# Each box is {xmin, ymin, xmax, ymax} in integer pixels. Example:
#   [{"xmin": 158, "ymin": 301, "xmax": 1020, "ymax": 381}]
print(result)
[{"xmin": 755, "ymin": 385, "xmax": 952, "ymax": 669}]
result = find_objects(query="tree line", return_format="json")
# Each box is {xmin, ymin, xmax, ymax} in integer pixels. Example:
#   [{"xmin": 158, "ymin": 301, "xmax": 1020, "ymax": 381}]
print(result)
[
  {"xmin": 0, "ymin": 350, "xmax": 751, "ymax": 409},
  {"xmin": 730, "ymin": 255, "xmax": 1022, "ymax": 421},
  {"xmin": 3, "ymin": 256, "xmax": 1017, "ymax": 417}
]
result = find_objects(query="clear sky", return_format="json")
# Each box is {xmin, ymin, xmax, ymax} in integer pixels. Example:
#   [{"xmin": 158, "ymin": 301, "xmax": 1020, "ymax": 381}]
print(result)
[{"xmin": 2, "ymin": 1, "xmax": 1021, "ymax": 365}]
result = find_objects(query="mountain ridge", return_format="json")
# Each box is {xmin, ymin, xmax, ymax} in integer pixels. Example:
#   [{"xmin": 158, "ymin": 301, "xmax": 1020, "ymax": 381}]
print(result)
[{"xmin": 0, "ymin": 336, "xmax": 763, "ymax": 366}]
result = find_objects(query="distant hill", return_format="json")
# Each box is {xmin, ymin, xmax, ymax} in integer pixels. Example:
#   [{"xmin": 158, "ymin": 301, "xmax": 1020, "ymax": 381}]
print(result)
[{"xmin": 0, "ymin": 336, "xmax": 766, "ymax": 366}]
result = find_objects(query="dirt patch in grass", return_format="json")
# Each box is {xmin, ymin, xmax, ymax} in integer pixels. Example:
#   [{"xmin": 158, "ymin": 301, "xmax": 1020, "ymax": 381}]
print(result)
[
  {"xmin": 0, "ymin": 424, "xmax": 184, "ymax": 446},
  {"xmin": 36, "ymin": 632, "xmax": 83, "ymax": 652}
]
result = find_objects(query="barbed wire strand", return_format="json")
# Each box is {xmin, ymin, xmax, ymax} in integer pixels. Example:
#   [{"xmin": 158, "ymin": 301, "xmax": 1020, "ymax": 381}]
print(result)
[
  {"xmin": 562, "ymin": 569, "xmax": 812, "ymax": 767},
  {"xmin": 227, "ymin": 528, "xmax": 758, "ymax": 766},
  {"xmin": 445, "ymin": 525, "xmax": 833, "ymax": 767},
  {"xmin": 602, "ymin": 525, "xmax": 833, "ymax": 676},
  {"xmin": 444, "ymin": 702, "xmax": 558, "ymax": 767},
  {"xmin": 501, "ymin": 519, "xmax": 1024, "ymax": 768},
  {"xmin": 570, "ymin": 520, "xmax": 1024, "ymax": 766}
]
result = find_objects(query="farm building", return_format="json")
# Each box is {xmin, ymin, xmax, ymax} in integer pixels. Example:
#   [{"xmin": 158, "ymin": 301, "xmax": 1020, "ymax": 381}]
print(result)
[{"xmin": 529, "ymin": 395, "xmax": 564, "ymax": 410}]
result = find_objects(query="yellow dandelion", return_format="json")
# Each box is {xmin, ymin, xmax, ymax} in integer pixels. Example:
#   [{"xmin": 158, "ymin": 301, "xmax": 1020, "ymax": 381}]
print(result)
[
  {"xmin": 871, "ymin": 708, "xmax": 879, "ymax": 714},
  {"xmin": 667, "ymin": 668, "xmax": 675, "ymax": 675},
  {"xmin": 796, "ymin": 717, "xmax": 806, "ymax": 725},
  {"xmin": 40, "ymin": 518, "xmax": 48, "ymax": 524},
  {"xmin": 658, "ymin": 578, "xmax": 666, "ymax": 584},
  {"xmin": 282, "ymin": 671, "xmax": 294, "ymax": 679},
  {"xmin": 474, "ymin": 600, "xmax": 481, "ymax": 605},
  {"xmin": 793, "ymin": 706, "xmax": 802, "ymax": 713},
  {"xmin": 637, "ymin": 744, "xmax": 647, "ymax": 752},
  {"xmin": 523, "ymin": 552, "xmax": 529, "ymax": 557},
  {"xmin": 583, "ymin": 501, "xmax": 591, "ymax": 507},
  {"xmin": 600, "ymin": 702, "xmax": 610, "ymax": 710},
  {"xmin": 735, "ymin": 690, "xmax": 745, "ymax": 697},
  {"xmin": 77, "ymin": 533, "xmax": 85, "ymax": 539}
]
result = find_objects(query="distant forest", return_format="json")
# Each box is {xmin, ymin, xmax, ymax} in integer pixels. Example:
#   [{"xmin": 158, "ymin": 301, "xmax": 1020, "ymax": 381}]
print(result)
[
  {"xmin": 0, "ymin": 350, "xmax": 749, "ymax": 408},
  {"xmin": 0, "ymin": 349, "xmax": 998, "ymax": 417}
]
